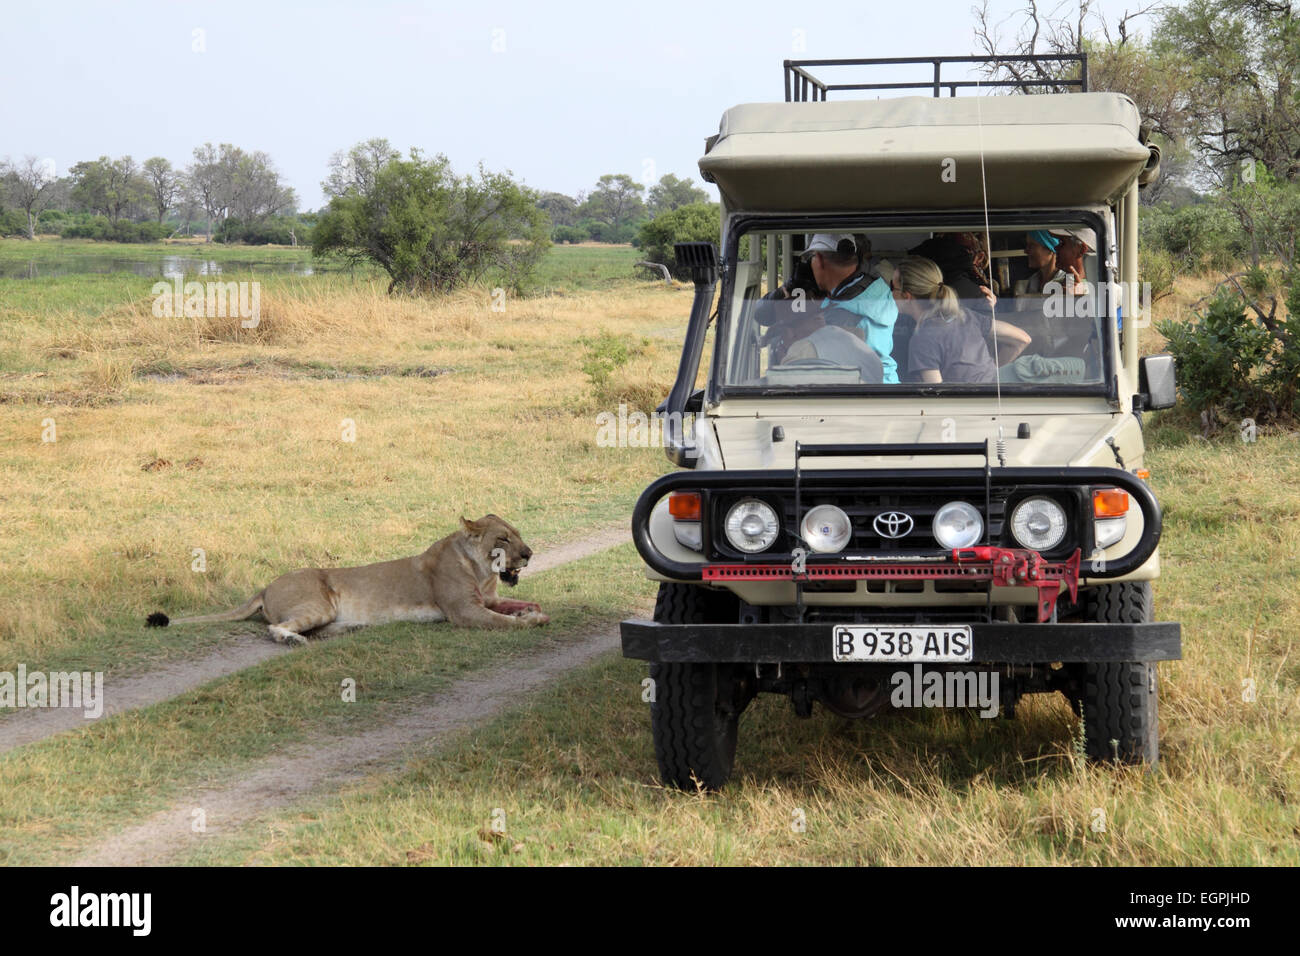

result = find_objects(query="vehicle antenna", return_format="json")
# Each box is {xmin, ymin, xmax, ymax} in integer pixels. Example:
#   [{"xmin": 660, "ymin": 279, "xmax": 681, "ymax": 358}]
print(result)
[{"xmin": 974, "ymin": 80, "xmax": 1007, "ymax": 467}]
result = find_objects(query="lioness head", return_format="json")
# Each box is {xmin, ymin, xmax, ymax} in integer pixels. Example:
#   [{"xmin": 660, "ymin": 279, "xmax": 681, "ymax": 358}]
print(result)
[{"xmin": 460, "ymin": 514, "xmax": 533, "ymax": 586}]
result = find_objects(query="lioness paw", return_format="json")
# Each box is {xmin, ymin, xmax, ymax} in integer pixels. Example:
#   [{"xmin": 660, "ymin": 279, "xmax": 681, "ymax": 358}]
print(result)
[
  {"xmin": 269, "ymin": 625, "xmax": 308, "ymax": 646},
  {"xmin": 521, "ymin": 610, "xmax": 550, "ymax": 626}
]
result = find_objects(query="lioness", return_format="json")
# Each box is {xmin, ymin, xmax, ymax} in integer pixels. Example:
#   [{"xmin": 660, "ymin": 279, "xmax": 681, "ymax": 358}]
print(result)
[{"xmin": 146, "ymin": 515, "xmax": 549, "ymax": 645}]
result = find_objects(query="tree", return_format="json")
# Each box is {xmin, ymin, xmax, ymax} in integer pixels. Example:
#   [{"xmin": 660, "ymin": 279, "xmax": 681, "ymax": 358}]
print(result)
[
  {"xmin": 68, "ymin": 156, "xmax": 143, "ymax": 223},
  {"xmin": 142, "ymin": 157, "xmax": 180, "ymax": 224},
  {"xmin": 1153, "ymin": 0, "xmax": 1300, "ymax": 184},
  {"xmin": 537, "ymin": 190, "xmax": 579, "ymax": 228},
  {"xmin": 636, "ymin": 201, "xmax": 720, "ymax": 278},
  {"xmin": 185, "ymin": 143, "xmax": 229, "ymax": 242},
  {"xmin": 581, "ymin": 174, "xmax": 646, "ymax": 233},
  {"xmin": 322, "ymin": 137, "xmax": 399, "ymax": 200},
  {"xmin": 226, "ymin": 149, "xmax": 296, "ymax": 227},
  {"xmin": 973, "ymin": 2, "xmax": 1199, "ymax": 192},
  {"xmin": 313, "ymin": 148, "xmax": 550, "ymax": 294},
  {"xmin": 647, "ymin": 174, "xmax": 708, "ymax": 216},
  {"xmin": 1, "ymin": 155, "xmax": 59, "ymax": 239}
]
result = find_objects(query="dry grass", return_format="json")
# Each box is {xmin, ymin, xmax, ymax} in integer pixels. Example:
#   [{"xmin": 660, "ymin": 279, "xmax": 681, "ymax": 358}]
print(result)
[{"xmin": 0, "ymin": 274, "xmax": 693, "ymax": 668}]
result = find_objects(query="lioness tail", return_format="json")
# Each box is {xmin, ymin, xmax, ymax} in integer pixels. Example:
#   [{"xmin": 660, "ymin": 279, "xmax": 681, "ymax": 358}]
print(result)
[{"xmin": 146, "ymin": 591, "xmax": 266, "ymax": 628}]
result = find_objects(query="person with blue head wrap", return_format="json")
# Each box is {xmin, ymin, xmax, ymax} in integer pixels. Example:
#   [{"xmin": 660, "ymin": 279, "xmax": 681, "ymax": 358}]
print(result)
[{"xmin": 1022, "ymin": 229, "xmax": 1069, "ymax": 295}]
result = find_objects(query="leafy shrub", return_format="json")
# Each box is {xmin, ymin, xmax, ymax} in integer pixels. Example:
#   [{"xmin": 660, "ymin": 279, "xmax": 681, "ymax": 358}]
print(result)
[
  {"xmin": 1139, "ymin": 246, "xmax": 1177, "ymax": 303},
  {"xmin": 576, "ymin": 329, "xmax": 666, "ymax": 412},
  {"xmin": 1156, "ymin": 290, "xmax": 1299, "ymax": 426},
  {"xmin": 215, "ymin": 215, "xmax": 311, "ymax": 245},
  {"xmin": 578, "ymin": 218, "xmax": 639, "ymax": 244},
  {"xmin": 552, "ymin": 224, "xmax": 588, "ymax": 244},
  {"xmin": 579, "ymin": 329, "xmax": 630, "ymax": 392},
  {"xmin": 0, "ymin": 208, "xmax": 28, "ymax": 237},
  {"xmin": 313, "ymin": 151, "xmax": 550, "ymax": 294},
  {"xmin": 59, "ymin": 216, "xmax": 168, "ymax": 242},
  {"xmin": 1141, "ymin": 203, "xmax": 1245, "ymax": 274},
  {"xmin": 636, "ymin": 202, "xmax": 719, "ymax": 278}
]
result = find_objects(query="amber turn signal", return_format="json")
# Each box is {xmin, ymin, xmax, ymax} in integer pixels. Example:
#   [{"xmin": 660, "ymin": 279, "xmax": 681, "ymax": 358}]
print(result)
[
  {"xmin": 668, "ymin": 491, "xmax": 702, "ymax": 521},
  {"xmin": 1093, "ymin": 488, "xmax": 1129, "ymax": 517}
]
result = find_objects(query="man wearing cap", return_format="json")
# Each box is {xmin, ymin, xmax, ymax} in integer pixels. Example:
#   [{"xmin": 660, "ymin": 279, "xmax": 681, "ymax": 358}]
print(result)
[
  {"xmin": 803, "ymin": 233, "xmax": 899, "ymax": 384},
  {"xmin": 1051, "ymin": 227, "xmax": 1095, "ymax": 294}
]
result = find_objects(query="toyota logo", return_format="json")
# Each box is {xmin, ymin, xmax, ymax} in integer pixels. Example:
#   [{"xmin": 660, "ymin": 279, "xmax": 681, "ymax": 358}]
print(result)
[{"xmin": 873, "ymin": 511, "xmax": 914, "ymax": 539}]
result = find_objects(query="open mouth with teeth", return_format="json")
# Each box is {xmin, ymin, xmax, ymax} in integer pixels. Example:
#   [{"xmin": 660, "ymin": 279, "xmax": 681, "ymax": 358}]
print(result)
[{"xmin": 498, "ymin": 567, "xmax": 521, "ymax": 587}]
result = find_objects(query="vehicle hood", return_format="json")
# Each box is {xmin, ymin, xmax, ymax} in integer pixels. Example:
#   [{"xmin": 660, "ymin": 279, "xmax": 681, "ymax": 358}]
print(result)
[{"xmin": 707, "ymin": 406, "xmax": 1141, "ymax": 471}]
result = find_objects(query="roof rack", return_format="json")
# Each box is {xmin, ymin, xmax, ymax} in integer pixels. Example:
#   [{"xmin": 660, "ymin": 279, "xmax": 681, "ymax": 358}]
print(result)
[{"xmin": 783, "ymin": 54, "xmax": 1088, "ymax": 101}]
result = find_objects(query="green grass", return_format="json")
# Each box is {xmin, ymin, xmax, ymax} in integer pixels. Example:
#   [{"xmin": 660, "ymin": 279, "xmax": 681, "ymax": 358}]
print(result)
[
  {"xmin": 0, "ymin": 238, "xmax": 646, "ymax": 297},
  {"xmin": 0, "ymin": 237, "xmax": 315, "ymax": 263},
  {"xmin": 526, "ymin": 244, "xmax": 644, "ymax": 292}
]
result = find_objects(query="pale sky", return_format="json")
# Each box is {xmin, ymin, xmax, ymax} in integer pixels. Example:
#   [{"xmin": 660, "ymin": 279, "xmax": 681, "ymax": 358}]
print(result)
[{"xmin": 1, "ymin": 0, "xmax": 1153, "ymax": 210}]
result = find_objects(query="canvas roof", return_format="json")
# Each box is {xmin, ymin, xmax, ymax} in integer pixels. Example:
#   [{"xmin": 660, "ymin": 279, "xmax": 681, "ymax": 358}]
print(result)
[{"xmin": 699, "ymin": 93, "xmax": 1151, "ymax": 212}]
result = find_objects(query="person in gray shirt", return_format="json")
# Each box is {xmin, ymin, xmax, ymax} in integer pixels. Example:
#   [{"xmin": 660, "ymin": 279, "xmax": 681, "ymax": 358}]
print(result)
[{"xmin": 891, "ymin": 256, "xmax": 998, "ymax": 384}]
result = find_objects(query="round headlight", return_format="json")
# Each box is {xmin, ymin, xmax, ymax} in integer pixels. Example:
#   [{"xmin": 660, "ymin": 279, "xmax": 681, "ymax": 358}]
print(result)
[
  {"xmin": 724, "ymin": 498, "xmax": 780, "ymax": 553},
  {"xmin": 801, "ymin": 504, "xmax": 852, "ymax": 553},
  {"xmin": 933, "ymin": 501, "xmax": 984, "ymax": 549},
  {"xmin": 1010, "ymin": 497, "xmax": 1067, "ymax": 551}
]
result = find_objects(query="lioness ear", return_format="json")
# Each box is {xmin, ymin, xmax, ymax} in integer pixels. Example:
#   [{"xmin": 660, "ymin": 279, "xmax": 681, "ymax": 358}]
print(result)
[{"xmin": 460, "ymin": 516, "xmax": 479, "ymax": 535}]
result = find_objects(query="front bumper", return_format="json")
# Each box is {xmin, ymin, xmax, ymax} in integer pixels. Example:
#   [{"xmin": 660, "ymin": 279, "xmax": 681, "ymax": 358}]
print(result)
[{"xmin": 620, "ymin": 619, "xmax": 1182, "ymax": 664}]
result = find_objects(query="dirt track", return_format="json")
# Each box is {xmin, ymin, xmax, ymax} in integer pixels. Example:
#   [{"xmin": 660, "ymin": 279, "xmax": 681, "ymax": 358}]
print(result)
[{"xmin": 74, "ymin": 628, "xmax": 620, "ymax": 866}]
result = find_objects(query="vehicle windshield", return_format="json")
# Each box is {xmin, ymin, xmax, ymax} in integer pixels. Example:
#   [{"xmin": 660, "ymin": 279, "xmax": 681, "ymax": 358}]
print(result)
[{"xmin": 717, "ymin": 219, "xmax": 1111, "ymax": 394}]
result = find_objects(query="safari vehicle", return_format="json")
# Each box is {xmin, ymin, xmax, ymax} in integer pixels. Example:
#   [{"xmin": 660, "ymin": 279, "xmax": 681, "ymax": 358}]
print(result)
[{"xmin": 620, "ymin": 55, "xmax": 1181, "ymax": 790}]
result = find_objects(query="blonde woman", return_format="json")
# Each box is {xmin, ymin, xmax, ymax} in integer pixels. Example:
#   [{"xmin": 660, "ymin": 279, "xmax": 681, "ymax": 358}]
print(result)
[{"xmin": 891, "ymin": 256, "xmax": 1028, "ymax": 383}]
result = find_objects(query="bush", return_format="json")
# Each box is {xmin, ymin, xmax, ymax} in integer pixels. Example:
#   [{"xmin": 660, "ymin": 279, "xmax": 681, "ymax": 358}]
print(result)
[
  {"xmin": 1141, "ymin": 202, "xmax": 1244, "ymax": 274},
  {"xmin": 552, "ymin": 224, "xmax": 588, "ymax": 244},
  {"xmin": 0, "ymin": 208, "xmax": 28, "ymax": 237},
  {"xmin": 578, "ymin": 218, "xmax": 639, "ymax": 244},
  {"xmin": 313, "ymin": 150, "xmax": 550, "ymax": 295},
  {"xmin": 59, "ymin": 216, "xmax": 168, "ymax": 242},
  {"xmin": 214, "ymin": 215, "xmax": 312, "ymax": 245},
  {"xmin": 636, "ymin": 202, "xmax": 719, "ymax": 278},
  {"xmin": 1156, "ymin": 290, "xmax": 1300, "ymax": 427},
  {"xmin": 1139, "ymin": 246, "xmax": 1177, "ymax": 303},
  {"xmin": 579, "ymin": 329, "xmax": 630, "ymax": 392}
]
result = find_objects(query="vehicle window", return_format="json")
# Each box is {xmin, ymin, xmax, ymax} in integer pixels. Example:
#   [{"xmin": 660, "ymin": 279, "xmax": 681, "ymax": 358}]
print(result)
[{"xmin": 721, "ymin": 222, "xmax": 1108, "ymax": 391}]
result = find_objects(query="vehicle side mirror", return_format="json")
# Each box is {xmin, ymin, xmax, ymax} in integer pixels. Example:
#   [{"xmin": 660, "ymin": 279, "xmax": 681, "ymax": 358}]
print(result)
[{"xmin": 1139, "ymin": 353, "xmax": 1176, "ymax": 410}]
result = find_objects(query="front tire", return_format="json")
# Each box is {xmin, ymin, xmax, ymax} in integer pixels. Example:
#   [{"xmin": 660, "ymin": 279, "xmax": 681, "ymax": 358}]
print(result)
[
  {"xmin": 1075, "ymin": 582, "xmax": 1160, "ymax": 766},
  {"xmin": 648, "ymin": 584, "xmax": 748, "ymax": 791}
]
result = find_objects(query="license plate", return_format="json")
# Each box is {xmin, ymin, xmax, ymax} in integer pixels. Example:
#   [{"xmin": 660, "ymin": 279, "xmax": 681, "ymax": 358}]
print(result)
[{"xmin": 832, "ymin": 625, "xmax": 973, "ymax": 663}]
